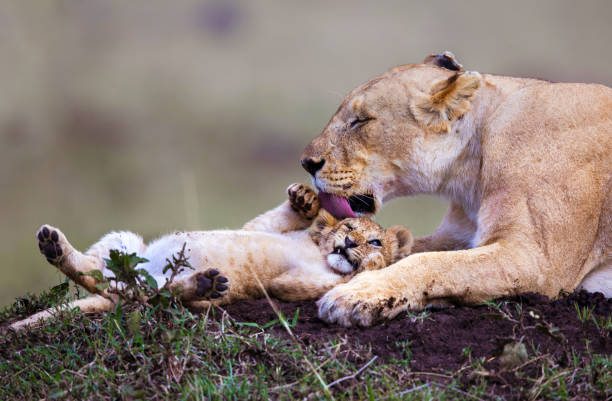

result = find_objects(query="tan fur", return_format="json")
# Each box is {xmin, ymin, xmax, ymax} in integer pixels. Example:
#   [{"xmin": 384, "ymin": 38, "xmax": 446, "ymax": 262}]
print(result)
[
  {"xmin": 10, "ymin": 185, "xmax": 412, "ymax": 330},
  {"xmin": 301, "ymin": 52, "xmax": 612, "ymax": 326},
  {"xmin": 9, "ymin": 295, "xmax": 115, "ymax": 331}
]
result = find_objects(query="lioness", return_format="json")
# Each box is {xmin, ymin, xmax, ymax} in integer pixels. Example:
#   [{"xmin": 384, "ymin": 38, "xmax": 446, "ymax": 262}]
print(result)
[
  {"xmin": 300, "ymin": 51, "xmax": 612, "ymax": 327},
  {"xmin": 10, "ymin": 184, "xmax": 412, "ymax": 330}
]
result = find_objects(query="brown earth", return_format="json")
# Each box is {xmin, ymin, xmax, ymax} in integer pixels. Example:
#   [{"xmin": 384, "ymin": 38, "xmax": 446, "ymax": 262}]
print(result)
[{"xmin": 219, "ymin": 291, "xmax": 611, "ymax": 374}]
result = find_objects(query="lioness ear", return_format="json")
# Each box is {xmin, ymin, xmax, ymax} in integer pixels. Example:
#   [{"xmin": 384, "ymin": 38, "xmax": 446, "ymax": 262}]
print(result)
[
  {"xmin": 424, "ymin": 51, "xmax": 463, "ymax": 71},
  {"xmin": 410, "ymin": 71, "xmax": 482, "ymax": 133},
  {"xmin": 310, "ymin": 209, "xmax": 338, "ymax": 245},
  {"xmin": 387, "ymin": 226, "xmax": 413, "ymax": 262}
]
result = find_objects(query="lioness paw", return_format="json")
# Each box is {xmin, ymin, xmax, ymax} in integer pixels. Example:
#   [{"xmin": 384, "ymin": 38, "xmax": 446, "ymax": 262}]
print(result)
[
  {"xmin": 287, "ymin": 183, "xmax": 320, "ymax": 220},
  {"xmin": 195, "ymin": 269, "xmax": 229, "ymax": 299},
  {"xmin": 317, "ymin": 271, "xmax": 416, "ymax": 327},
  {"xmin": 317, "ymin": 285, "xmax": 382, "ymax": 327},
  {"xmin": 37, "ymin": 225, "xmax": 69, "ymax": 266}
]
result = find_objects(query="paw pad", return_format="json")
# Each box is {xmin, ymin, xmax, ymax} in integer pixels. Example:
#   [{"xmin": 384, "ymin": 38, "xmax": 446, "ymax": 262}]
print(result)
[
  {"xmin": 195, "ymin": 269, "xmax": 229, "ymax": 300},
  {"xmin": 288, "ymin": 183, "xmax": 320, "ymax": 220},
  {"xmin": 37, "ymin": 225, "xmax": 64, "ymax": 265}
]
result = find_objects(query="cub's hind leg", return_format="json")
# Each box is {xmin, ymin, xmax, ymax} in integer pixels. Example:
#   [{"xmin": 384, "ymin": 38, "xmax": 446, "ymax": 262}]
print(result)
[
  {"xmin": 38, "ymin": 225, "xmax": 103, "ymax": 294},
  {"xmin": 37, "ymin": 225, "xmax": 145, "ymax": 295},
  {"xmin": 9, "ymin": 294, "xmax": 115, "ymax": 331}
]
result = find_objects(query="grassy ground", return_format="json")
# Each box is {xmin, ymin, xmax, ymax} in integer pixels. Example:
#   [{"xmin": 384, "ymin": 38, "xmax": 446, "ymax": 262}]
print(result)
[{"xmin": 1, "ymin": 281, "xmax": 609, "ymax": 400}]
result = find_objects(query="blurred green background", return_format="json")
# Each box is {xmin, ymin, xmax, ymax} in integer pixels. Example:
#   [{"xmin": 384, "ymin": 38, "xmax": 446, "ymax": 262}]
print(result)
[{"xmin": 1, "ymin": 0, "xmax": 611, "ymax": 306}]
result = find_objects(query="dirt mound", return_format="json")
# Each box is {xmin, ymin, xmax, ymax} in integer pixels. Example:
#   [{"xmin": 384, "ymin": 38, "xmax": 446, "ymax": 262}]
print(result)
[{"xmin": 220, "ymin": 291, "xmax": 611, "ymax": 373}]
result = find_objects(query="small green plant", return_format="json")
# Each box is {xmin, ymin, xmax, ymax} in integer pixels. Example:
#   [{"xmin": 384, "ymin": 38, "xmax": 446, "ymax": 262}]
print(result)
[
  {"xmin": 591, "ymin": 315, "xmax": 612, "ymax": 335},
  {"xmin": 405, "ymin": 310, "xmax": 432, "ymax": 321},
  {"xmin": 265, "ymin": 308, "xmax": 300, "ymax": 329},
  {"xmin": 484, "ymin": 298, "xmax": 504, "ymax": 310},
  {"xmin": 461, "ymin": 345, "xmax": 472, "ymax": 360},
  {"xmin": 237, "ymin": 308, "xmax": 300, "ymax": 330},
  {"xmin": 574, "ymin": 302, "xmax": 595, "ymax": 323},
  {"xmin": 395, "ymin": 339, "xmax": 412, "ymax": 362}
]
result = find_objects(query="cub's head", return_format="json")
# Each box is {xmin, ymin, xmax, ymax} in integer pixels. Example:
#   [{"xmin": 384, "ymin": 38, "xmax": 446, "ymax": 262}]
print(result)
[
  {"xmin": 311, "ymin": 210, "xmax": 413, "ymax": 275},
  {"xmin": 300, "ymin": 51, "xmax": 482, "ymax": 218}
]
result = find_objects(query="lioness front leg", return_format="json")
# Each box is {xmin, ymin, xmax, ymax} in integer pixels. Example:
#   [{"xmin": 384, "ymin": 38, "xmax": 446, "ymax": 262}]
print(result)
[
  {"xmin": 318, "ymin": 241, "xmax": 543, "ymax": 327},
  {"xmin": 411, "ymin": 202, "xmax": 476, "ymax": 253}
]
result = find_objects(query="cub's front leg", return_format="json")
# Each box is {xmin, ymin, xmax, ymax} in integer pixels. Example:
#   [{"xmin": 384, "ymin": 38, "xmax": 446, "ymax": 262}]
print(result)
[
  {"xmin": 286, "ymin": 183, "xmax": 320, "ymax": 220},
  {"xmin": 268, "ymin": 269, "xmax": 348, "ymax": 301},
  {"xmin": 242, "ymin": 183, "xmax": 320, "ymax": 233}
]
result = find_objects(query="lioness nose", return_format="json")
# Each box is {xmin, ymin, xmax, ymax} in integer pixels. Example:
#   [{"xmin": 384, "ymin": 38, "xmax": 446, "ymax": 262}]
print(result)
[
  {"xmin": 301, "ymin": 157, "xmax": 325, "ymax": 177},
  {"xmin": 345, "ymin": 237, "xmax": 357, "ymax": 248}
]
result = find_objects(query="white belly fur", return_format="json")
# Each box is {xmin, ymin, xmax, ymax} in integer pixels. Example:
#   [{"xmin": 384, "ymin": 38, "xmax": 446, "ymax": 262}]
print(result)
[{"xmin": 578, "ymin": 263, "xmax": 612, "ymax": 297}]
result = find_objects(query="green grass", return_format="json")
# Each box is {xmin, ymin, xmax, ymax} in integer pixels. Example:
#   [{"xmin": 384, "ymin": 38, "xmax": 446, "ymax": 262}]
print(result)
[
  {"xmin": 0, "ymin": 288, "xmax": 424, "ymax": 400},
  {"xmin": 1, "ymin": 284, "xmax": 610, "ymax": 400}
]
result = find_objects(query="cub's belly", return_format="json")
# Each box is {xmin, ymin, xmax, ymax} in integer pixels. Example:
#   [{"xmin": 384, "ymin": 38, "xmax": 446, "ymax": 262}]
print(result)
[{"xmin": 140, "ymin": 230, "xmax": 324, "ymax": 283}]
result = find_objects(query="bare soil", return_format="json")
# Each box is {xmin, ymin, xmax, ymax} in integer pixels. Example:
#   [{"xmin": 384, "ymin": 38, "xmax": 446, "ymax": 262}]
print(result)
[{"xmin": 220, "ymin": 291, "xmax": 611, "ymax": 373}]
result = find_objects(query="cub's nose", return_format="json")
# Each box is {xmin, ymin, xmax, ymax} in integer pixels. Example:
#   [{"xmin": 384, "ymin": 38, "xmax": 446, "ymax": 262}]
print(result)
[
  {"xmin": 301, "ymin": 157, "xmax": 325, "ymax": 177},
  {"xmin": 344, "ymin": 236, "xmax": 357, "ymax": 249}
]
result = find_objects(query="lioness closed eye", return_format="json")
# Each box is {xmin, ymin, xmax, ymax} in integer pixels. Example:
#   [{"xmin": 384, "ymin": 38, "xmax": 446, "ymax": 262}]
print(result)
[{"xmin": 10, "ymin": 184, "xmax": 412, "ymax": 330}]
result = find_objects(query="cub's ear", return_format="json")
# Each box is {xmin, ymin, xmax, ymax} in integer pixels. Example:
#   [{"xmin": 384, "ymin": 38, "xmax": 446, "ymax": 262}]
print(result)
[
  {"xmin": 410, "ymin": 71, "xmax": 482, "ymax": 133},
  {"xmin": 310, "ymin": 209, "xmax": 338, "ymax": 245},
  {"xmin": 423, "ymin": 51, "xmax": 463, "ymax": 71},
  {"xmin": 314, "ymin": 209, "xmax": 338, "ymax": 227},
  {"xmin": 386, "ymin": 226, "xmax": 413, "ymax": 262}
]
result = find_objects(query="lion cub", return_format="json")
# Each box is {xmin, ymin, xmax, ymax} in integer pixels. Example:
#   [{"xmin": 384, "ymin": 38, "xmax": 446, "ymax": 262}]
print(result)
[{"xmin": 10, "ymin": 184, "xmax": 412, "ymax": 330}]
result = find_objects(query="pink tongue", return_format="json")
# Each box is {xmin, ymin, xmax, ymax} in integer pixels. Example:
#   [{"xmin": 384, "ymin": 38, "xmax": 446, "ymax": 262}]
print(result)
[{"xmin": 318, "ymin": 192, "xmax": 355, "ymax": 218}]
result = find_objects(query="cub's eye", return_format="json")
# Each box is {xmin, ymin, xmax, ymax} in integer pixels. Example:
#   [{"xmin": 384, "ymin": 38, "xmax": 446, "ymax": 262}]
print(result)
[
  {"xmin": 349, "ymin": 117, "xmax": 374, "ymax": 129},
  {"xmin": 368, "ymin": 239, "xmax": 382, "ymax": 247}
]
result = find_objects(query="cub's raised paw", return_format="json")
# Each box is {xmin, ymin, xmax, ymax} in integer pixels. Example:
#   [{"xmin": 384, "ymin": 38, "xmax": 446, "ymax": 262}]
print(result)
[
  {"xmin": 195, "ymin": 269, "xmax": 229, "ymax": 300},
  {"xmin": 287, "ymin": 183, "xmax": 320, "ymax": 220},
  {"xmin": 37, "ymin": 225, "xmax": 68, "ymax": 266}
]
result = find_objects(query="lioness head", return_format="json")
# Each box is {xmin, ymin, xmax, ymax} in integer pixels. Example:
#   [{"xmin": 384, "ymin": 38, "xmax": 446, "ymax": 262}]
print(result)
[
  {"xmin": 311, "ymin": 210, "xmax": 413, "ymax": 275},
  {"xmin": 301, "ymin": 52, "xmax": 482, "ymax": 218}
]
